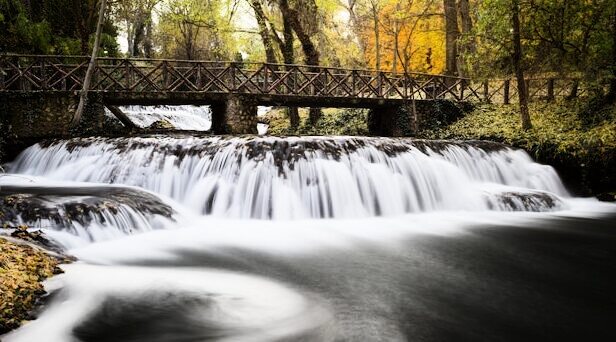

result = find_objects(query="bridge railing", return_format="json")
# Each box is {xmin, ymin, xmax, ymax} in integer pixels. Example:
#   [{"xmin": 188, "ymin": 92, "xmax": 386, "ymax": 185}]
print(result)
[{"xmin": 0, "ymin": 54, "xmax": 588, "ymax": 103}]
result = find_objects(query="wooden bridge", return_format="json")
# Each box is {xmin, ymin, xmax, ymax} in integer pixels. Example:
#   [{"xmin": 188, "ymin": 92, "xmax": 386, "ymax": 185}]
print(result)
[
  {"xmin": 0, "ymin": 55, "xmax": 585, "ymax": 104},
  {"xmin": 0, "ymin": 54, "xmax": 586, "ymax": 135}
]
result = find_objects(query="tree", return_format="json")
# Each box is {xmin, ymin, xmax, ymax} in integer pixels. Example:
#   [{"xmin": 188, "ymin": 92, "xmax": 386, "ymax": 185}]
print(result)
[
  {"xmin": 0, "ymin": 0, "xmax": 118, "ymax": 55},
  {"xmin": 277, "ymin": 0, "xmax": 322, "ymax": 124},
  {"xmin": 511, "ymin": 0, "xmax": 531, "ymax": 129},
  {"xmin": 111, "ymin": 0, "xmax": 160, "ymax": 57},
  {"xmin": 358, "ymin": 0, "xmax": 444, "ymax": 73},
  {"xmin": 156, "ymin": 0, "xmax": 238, "ymax": 60},
  {"xmin": 609, "ymin": 5, "xmax": 616, "ymax": 101},
  {"xmin": 456, "ymin": 0, "xmax": 474, "ymax": 77},
  {"xmin": 443, "ymin": 0, "xmax": 458, "ymax": 76},
  {"xmin": 250, "ymin": 0, "xmax": 278, "ymax": 64}
]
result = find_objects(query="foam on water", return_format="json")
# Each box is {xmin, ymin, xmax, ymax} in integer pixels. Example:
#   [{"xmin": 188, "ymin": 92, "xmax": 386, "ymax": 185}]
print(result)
[
  {"xmin": 2, "ymin": 264, "xmax": 333, "ymax": 342},
  {"xmin": 106, "ymin": 105, "xmax": 212, "ymax": 130}
]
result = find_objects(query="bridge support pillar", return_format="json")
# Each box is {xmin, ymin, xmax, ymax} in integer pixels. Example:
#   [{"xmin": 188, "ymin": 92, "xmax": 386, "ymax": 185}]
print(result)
[
  {"xmin": 210, "ymin": 95, "xmax": 258, "ymax": 134},
  {"xmin": 368, "ymin": 100, "xmax": 468, "ymax": 137}
]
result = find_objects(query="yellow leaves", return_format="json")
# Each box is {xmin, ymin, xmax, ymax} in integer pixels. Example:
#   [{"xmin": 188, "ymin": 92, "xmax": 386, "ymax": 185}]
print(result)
[
  {"xmin": 361, "ymin": 0, "xmax": 445, "ymax": 73},
  {"xmin": 0, "ymin": 238, "xmax": 58, "ymax": 333}
]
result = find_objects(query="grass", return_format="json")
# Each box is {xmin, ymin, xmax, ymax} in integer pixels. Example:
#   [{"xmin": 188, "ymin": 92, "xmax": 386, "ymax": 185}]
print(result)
[
  {"xmin": 0, "ymin": 238, "xmax": 60, "ymax": 334},
  {"xmin": 420, "ymin": 100, "xmax": 616, "ymax": 158}
]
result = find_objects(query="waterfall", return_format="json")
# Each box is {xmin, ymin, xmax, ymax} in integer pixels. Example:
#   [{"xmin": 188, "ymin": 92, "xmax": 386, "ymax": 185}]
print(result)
[
  {"xmin": 8, "ymin": 136, "xmax": 569, "ymax": 219},
  {"xmin": 3, "ymin": 134, "xmax": 616, "ymax": 342},
  {"xmin": 106, "ymin": 105, "xmax": 212, "ymax": 130},
  {"xmin": 0, "ymin": 183, "xmax": 176, "ymax": 249}
]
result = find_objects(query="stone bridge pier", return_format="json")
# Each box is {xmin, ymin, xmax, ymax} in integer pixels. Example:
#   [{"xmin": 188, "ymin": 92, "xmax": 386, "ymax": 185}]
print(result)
[{"xmin": 210, "ymin": 95, "xmax": 258, "ymax": 135}]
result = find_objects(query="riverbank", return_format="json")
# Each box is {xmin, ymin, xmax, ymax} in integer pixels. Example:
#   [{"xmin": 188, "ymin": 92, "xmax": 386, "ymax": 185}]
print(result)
[
  {"xmin": 418, "ymin": 100, "xmax": 616, "ymax": 198},
  {"xmin": 0, "ymin": 238, "xmax": 61, "ymax": 334}
]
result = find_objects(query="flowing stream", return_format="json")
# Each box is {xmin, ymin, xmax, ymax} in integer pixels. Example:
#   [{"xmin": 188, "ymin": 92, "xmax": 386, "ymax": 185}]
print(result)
[{"xmin": 1, "ymin": 134, "xmax": 615, "ymax": 341}]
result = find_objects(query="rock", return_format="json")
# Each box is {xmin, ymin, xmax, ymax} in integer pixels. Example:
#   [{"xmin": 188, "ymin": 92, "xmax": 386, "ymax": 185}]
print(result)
[
  {"xmin": 147, "ymin": 119, "xmax": 175, "ymax": 130},
  {"xmin": 596, "ymin": 192, "xmax": 616, "ymax": 202}
]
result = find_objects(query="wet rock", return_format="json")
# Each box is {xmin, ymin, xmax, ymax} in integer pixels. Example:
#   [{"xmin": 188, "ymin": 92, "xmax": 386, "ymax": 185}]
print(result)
[
  {"xmin": 147, "ymin": 119, "xmax": 175, "ymax": 130},
  {"xmin": 0, "ymin": 185, "xmax": 175, "ymax": 237},
  {"xmin": 596, "ymin": 192, "xmax": 616, "ymax": 202},
  {"xmin": 487, "ymin": 191, "xmax": 563, "ymax": 212}
]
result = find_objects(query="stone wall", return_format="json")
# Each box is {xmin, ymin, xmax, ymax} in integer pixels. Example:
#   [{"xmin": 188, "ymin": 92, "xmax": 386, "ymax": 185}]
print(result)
[
  {"xmin": 0, "ymin": 92, "xmax": 106, "ymax": 160},
  {"xmin": 210, "ymin": 95, "xmax": 258, "ymax": 134}
]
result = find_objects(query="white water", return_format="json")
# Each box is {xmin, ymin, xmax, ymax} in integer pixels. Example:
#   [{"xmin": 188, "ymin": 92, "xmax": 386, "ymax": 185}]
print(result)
[
  {"xmin": 3, "ymin": 135, "xmax": 615, "ymax": 342},
  {"xmin": 106, "ymin": 105, "xmax": 212, "ymax": 130},
  {"xmin": 105, "ymin": 105, "xmax": 271, "ymax": 133},
  {"xmin": 9, "ymin": 136, "xmax": 569, "ymax": 220}
]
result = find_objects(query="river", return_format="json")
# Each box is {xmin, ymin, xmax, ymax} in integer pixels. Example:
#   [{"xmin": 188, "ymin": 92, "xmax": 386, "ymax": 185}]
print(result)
[{"xmin": 1, "ymin": 113, "xmax": 615, "ymax": 341}]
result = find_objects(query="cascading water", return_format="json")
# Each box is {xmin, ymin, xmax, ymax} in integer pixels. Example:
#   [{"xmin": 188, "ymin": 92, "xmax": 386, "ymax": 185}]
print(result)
[
  {"xmin": 106, "ymin": 105, "xmax": 212, "ymax": 130},
  {"xmin": 2, "ymin": 133, "xmax": 615, "ymax": 342},
  {"xmin": 9, "ymin": 136, "xmax": 568, "ymax": 220},
  {"xmin": 0, "ymin": 183, "xmax": 175, "ymax": 249}
]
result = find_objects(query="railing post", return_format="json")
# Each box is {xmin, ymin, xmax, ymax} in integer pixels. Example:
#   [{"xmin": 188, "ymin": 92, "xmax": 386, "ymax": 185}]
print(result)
[
  {"xmin": 40, "ymin": 58, "xmax": 47, "ymax": 90},
  {"xmin": 503, "ymin": 80, "xmax": 510, "ymax": 104},
  {"xmin": 125, "ymin": 60, "xmax": 131, "ymax": 90},
  {"xmin": 459, "ymin": 79, "xmax": 466, "ymax": 101},
  {"xmin": 196, "ymin": 62, "xmax": 202, "ymax": 90},
  {"xmin": 321, "ymin": 68, "xmax": 327, "ymax": 96},
  {"xmin": 292, "ymin": 66, "xmax": 298, "ymax": 95},
  {"xmin": 230, "ymin": 62, "xmax": 237, "ymax": 92},
  {"xmin": 352, "ymin": 70, "xmax": 357, "ymax": 96},
  {"xmin": 547, "ymin": 78, "xmax": 554, "ymax": 102},
  {"xmin": 403, "ymin": 74, "xmax": 409, "ymax": 99},
  {"xmin": 378, "ymin": 71, "xmax": 383, "ymax": 98},
  {"xmin": 162, "ymin": 61, "xmax": 169, "ymax": 91},
  {"xmin": 262, "ymin": 64, "xmax": 269, "ymax": 93},
  {"xmin": 483, "ymin": 81, "xmax": 489, "ymax": 102}
]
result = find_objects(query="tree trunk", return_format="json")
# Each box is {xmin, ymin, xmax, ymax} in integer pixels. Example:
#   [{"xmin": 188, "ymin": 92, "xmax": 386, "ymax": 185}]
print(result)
[
  {"xmin": 278, "ymin": 0, "xmax": 319, "ymax": 66},
  {"xmin": 267, "ymin": 10, "xmax": 300, "ymax": 130},
  {"xmin": 512, "ymin": 0, "xmax": 532, "ymax": 130},
  {"xmin": 346, "ymin": 0, "xmax": 366, "ymax": 59},
  {"xmin": 457, "ymin": 0, "xmax": 474, "ymax": 77},
  {"xmin": 73, "ymin": 0, "xmax": 106, "ymax": 126},
  {"xmin": 444, "ymin": 0, "xmax": 459, "ymax": 76},
  {"xmin": 608, "ymin": 5, "xmax": 616, "ymax": 102},
  {"xmin": 133, "ymin": 20, "xmax": 146, "ymax": 57},
  {"xmin": 282, "ymin": 15, "xmax": 300, "ymax": 129},
  {"xmin": 278, "ymin": 0, "xmax": 321, "ymax": 125},
  {"xmin": 144, "ymin": 18, "xmax": 154, "ymax": 58},
  {"xmin": 372, "ymin": 4, "xmax": 381, "ymax": 70},
  {"xmin": 251, "ymin": 0, "xmax": 278, "ymax": 64},
  {"xmin": 392, "ymin": 2, "xmax": 401, "ymax": 73}
]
